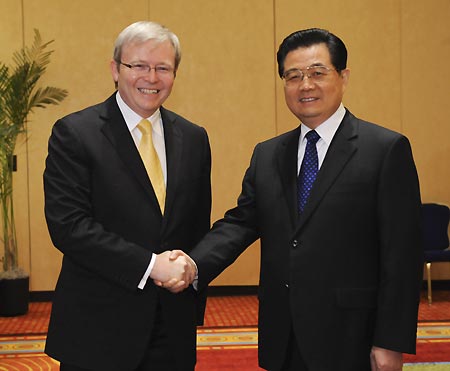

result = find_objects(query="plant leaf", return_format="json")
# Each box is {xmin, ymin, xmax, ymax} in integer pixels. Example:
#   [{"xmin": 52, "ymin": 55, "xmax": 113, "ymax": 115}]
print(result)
[{"xmin": 0, "ymin": 28, "xmax": 67, "ymax": 272}]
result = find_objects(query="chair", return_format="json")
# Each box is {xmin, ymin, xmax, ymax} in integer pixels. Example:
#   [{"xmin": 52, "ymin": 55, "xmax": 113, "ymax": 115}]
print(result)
[{"xmin": 422, "ymin": 203, "xmax": 450, "ymax": 304}]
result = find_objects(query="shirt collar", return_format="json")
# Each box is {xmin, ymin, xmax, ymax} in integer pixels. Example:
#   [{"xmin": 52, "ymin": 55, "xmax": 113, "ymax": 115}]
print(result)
[
  {"xmin": 115, "ymin": 91, "xmax": 163, "ymax": 135},
  {"xmin": 300, "ymin": 103, "xmax": 346, "ymax": 145}
]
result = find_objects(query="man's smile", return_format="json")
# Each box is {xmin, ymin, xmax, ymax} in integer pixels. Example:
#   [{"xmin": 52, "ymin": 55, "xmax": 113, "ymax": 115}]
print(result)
[
  {"xmin": 138, "ymin": 88, "xmax": 159, "ymax": 94},
  {"xmin": 299, "ymin": 97, "xmax": 318, "ymax": 103}
]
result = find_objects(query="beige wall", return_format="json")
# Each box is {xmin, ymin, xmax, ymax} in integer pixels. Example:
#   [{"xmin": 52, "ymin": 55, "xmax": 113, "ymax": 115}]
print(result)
[{"xmin": 0, "ymin": 0, "xmax": 448, "ymax": 291}]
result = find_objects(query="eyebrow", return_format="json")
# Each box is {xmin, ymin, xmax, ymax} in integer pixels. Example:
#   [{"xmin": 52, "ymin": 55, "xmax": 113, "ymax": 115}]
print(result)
[{"xmin": 285, "ymin": 63, "xmax": 328, "ymax": 71}]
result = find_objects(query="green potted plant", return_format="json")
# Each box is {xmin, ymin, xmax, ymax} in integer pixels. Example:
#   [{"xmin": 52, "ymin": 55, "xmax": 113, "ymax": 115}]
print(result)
[{"xmin": 0, "ymin": 29, "xmax": 67, "ymax": 316}]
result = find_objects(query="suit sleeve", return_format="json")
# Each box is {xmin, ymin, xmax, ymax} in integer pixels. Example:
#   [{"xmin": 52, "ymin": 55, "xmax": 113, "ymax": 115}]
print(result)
[
  {"xmin": 373, "ymin": 135, "xmax": 422, "ymax": 354},
  {"xmin": 191, "ymin": 127, "xmax": 212, "ymax": 248},
  {"xmin": 189, "ymin": 127, "xmax": 212, "ymax": 324},
  {"xmin": 190, "ymin": 144, "xmax": 261, "ymax": 290},
  {"xmin": 44, "ymin": 118, "xmax": 152, "ymax": 291}
]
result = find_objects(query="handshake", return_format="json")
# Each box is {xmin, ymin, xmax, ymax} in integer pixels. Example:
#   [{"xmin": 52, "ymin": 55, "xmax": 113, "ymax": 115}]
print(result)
[{"xmin": 150, "ymin": 250, "xmax": 197, "ymax": 293}]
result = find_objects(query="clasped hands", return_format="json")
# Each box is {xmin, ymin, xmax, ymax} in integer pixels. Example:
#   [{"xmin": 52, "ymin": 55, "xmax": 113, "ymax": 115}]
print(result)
[{"xmin": 150, "ymin": 250, "xmax": 196, "ymax": 293}]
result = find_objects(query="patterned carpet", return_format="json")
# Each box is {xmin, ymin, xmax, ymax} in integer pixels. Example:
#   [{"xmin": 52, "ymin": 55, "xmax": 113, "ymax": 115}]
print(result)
[{"xmin": 0, "ymin": 290, "xmax": 449, "ymax": 370}]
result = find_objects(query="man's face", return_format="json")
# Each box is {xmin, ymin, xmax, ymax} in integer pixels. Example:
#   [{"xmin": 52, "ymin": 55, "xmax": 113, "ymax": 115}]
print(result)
[
  {"xmin": 110, "ymin": 39, "xmax": 176, "ymax": 118},
  {"xmin": 283, "ymin": 43, "xmax": 349, "ymax": 128}
]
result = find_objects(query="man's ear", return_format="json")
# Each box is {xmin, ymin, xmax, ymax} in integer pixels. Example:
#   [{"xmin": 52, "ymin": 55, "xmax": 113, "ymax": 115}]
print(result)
[
  {"xmin": 110, "ymin": 60, "xmax": 119, "ymax": 84},
  {"xmin": 341, "ymin": 68, "xmax": 350, "ymax": 92}
]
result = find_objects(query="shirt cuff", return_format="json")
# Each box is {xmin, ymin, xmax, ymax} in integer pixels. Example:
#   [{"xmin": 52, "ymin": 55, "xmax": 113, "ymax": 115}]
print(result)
[{"xmin": 138, "ymin": 253, "xmax": 156, "ymax": 290}]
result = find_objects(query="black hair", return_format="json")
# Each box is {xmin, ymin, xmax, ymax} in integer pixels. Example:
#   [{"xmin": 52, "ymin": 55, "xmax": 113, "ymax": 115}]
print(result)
[{"xmin": 276, "ymin": 28, "xmax": 347, "ymax": 77}]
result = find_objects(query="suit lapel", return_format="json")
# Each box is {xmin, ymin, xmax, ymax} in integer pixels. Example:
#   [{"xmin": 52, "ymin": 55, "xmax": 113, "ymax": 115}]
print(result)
[
  {"xmin": 160, "ymin": 107, "xmax": 183, "ymax": 230},
  {"xmin": 99, "ymin": 94, "xmax": 162, "ymax": 211},
  {"xmin": 297, "ymin": 111, "xmax": 358, "ymax": 230},
  {"xmin": 276, "ymin": 126, "xmax": 302, "ymax": 229}
]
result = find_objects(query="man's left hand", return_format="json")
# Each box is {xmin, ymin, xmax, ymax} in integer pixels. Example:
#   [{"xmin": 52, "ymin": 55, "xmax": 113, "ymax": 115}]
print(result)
[{"xmin": 370, "ymin": 346, "xmax": 403, "ymax": 371}]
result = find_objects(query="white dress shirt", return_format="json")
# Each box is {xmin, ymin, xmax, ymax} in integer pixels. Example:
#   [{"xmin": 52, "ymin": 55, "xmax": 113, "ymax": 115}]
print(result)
[{"xmin": 297, "ymin": 103, "xmax": 346, "ymax": 174}]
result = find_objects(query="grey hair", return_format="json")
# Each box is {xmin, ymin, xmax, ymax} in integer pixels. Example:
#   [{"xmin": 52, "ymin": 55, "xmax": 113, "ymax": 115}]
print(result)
[{"xmin": 113, "ymin": 21, "xmax": 181, "ymax": 71}]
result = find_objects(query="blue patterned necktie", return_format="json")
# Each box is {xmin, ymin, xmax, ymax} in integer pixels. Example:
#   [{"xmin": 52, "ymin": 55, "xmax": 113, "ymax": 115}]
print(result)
[{"xmin": 298, "ymin": 130, "xmax": 320, "ymax": 213}]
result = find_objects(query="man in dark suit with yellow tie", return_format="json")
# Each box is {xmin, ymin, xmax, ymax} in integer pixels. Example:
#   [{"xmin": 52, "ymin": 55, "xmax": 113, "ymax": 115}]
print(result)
[
  {"xmin": 44, "ymin": 21, "xmax": 211, "ymax": 371},
  {"xmin": 164, "ymin": 28, "xmax": 422, "ymax": 371}
]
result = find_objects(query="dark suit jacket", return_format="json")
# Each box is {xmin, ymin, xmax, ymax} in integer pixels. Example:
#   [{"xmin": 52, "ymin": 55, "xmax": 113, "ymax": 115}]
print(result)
[
  {"xmin": 44, "ymin": 94, "xmax": 211, "ymax": 371},
  {"xmin": 190, "ymin": 110, "xmax": 422, "ymax": 371}
]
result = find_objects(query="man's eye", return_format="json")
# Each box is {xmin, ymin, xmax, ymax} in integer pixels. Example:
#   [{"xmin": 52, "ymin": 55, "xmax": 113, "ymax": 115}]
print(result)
[
  {"xmin": 133, "ymin": 64, "xmax": 148, "ymax": 71},
  {"xmin": 286, "ymin": 73, "xmax": 300, "ymax": 81},
  {"xmin": 156, "ymin": 66, "xmax": 170, "ymax": 73}
]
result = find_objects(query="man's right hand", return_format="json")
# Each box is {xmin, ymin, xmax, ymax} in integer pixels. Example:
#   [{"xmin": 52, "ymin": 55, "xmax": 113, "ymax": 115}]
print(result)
[{"xmin": 150, "ymin": 250, "xmax": 197, "ymax": 293}]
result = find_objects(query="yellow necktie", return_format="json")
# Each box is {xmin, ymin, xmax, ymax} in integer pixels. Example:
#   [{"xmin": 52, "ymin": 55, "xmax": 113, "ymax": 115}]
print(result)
[{"xmin": 137, "ymin": 119, "xmax": 165, "ymax": 213}]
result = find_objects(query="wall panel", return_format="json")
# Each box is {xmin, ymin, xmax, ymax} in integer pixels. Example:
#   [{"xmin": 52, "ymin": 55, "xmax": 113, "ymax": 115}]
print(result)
[
  {"xmin": 149, "ymin": 0, "xmax": 276, "ymax": 285},
  {"xmin": 0, "ymin": 1, "xmax": 23, "ymax": 61},
  {"xmin": 0, "ymin": 0, "xmax": 31, "ymax": 276},
  {"xmin": 401, "ymin": 0, "xmax": 450, "ymax": 205},
  {"xmin": 401, "ymin": 0, "xmax": 450, "ymax": 279}
]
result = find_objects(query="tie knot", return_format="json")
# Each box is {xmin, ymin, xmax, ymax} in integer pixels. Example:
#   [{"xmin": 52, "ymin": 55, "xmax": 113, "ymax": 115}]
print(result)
[
  {"xmin": 305, "ymin": 130, "xmax": 320, "ymax": 144},
  {"xmin": 137, "ymin": 119, "xmax": 152, "ymax": 136}
]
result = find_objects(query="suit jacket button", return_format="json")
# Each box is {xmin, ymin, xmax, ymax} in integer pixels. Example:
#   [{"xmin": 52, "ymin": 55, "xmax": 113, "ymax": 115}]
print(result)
[{"xmin": 292, "ymin": 239, "xmax": 298, "ymax": 248}]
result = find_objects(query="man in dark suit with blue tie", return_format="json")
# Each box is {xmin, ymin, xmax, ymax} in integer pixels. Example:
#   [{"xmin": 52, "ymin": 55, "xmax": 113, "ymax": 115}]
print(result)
[
  {"xmin": 165, "ymin": 28, "xmax": 423, "ymax": 371},
  {"xmin": 44, "ymin": 21, "xmax": 211, "ymax": 371}
]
